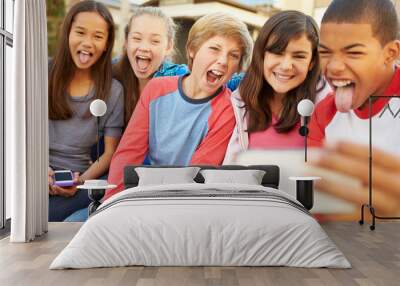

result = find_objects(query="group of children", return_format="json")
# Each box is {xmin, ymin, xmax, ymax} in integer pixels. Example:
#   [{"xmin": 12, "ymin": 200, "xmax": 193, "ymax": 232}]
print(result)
[{"xmin": 48, "ymin": 0, "xmax": 400, "ymax": 221}]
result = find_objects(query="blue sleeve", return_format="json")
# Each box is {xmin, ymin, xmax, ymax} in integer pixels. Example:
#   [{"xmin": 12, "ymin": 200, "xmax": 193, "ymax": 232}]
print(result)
[
  {"xmin": 226, "ymin": 72, "xmax": 245, "ymax": 91},
  {"xmin": 173, "ymin": 64, "xmax": 190, "ymax": 76},
  {"xmin": 153, "ymin": 62, "xmax": 189, "ymax": 78}
]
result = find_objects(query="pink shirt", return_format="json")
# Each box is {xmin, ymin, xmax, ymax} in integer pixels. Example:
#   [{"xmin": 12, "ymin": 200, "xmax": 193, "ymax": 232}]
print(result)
[{"xmin": 248, "ymin": 117, "xmax": 304, "ymax": 149}]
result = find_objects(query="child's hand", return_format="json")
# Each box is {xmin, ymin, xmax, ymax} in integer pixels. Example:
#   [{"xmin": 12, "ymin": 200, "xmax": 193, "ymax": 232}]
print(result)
[
  {"xmin": 309, "ymin": 141, "xmax": 400, "ymax": 216},
  {"xmin": 48, "ymin": 167, "xmax": 56, "ymax": 195},
  {"xmin": 73, "ymin": 172, "xmax": 83, "ymax": 185},
  {"xmin": 49, "ymin": 172, "xmax": 82, "ymax": 197},
  {"xmin": 48, "ymin": 167, "xmax": 54, "ymax": 186},
  {"xmin": 50, "ymin": 185, "xmax": 78, "ymax": 197}
]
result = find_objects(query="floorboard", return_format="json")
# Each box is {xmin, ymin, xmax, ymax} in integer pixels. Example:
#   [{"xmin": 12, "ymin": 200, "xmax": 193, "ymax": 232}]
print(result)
[{"xmin": 0, "ymin": 222, "xmax": 399, "ymax": 286}]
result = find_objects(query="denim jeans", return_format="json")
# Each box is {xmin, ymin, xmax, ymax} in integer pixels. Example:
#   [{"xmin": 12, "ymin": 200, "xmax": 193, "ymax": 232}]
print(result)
[
  {"xmin": 64, "ymin": 207, "xmax": 89, "ymax": 222},
  {"xmin": 49, "ymin": 189, "xmax": 91, "ymax": 222}
]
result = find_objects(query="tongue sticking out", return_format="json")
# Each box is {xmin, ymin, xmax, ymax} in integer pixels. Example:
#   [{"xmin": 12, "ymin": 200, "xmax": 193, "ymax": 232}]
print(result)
[
  {"xmin": 137, "ymin": 58, "xmax": 150, "ymax": 71},
  {"xmin": 79, "ymin": 53, "xmax": 90, "ymax": 64},
  {"xmin": 335, "ymin": 85, "xmax": 354, "ymax": 112}
]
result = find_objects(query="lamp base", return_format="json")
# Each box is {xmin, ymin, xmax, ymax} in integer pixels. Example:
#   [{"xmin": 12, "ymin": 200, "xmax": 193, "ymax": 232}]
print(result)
[
  {"xmin": 87, "ymin": 188, "xmax": 106, "ymax": 216},
  {"xmin": 296, "ymin": 180, "xmax": 314, "ymax": 210}
]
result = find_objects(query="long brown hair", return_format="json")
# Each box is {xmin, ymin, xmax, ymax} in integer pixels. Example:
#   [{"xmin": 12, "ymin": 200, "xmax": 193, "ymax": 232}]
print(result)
[
  {"xmin": 113, "ymin": 7, "xmax": 177, "ymax": 126},
  {"xmin": 49, "ymin": 1, "xmax": 115, "ymax": 120},
  {"xmin": 240, "ymin": 10, "xmax": 320, "ymax": 133}
]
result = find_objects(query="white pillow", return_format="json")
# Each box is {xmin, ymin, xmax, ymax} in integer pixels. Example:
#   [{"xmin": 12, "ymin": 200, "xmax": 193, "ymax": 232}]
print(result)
[
  {"xmin": 135, "ymin": 167, "xmax": 201, "ymax": 186},
  {"xmin": 200, "ymin": 169, "xmax": 266, "ymax": 185}
]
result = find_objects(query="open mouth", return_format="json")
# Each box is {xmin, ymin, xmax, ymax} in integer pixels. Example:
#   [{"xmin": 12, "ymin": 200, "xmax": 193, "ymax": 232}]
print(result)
[
  {"xmin": 273, "ymin": 72, "xmax": 295, "ymax": 81},
  {"xmin": 206, "ymin": 69, "xmax": 224, "ymax": 84},
  {"xmin": 78, "ymin": 50, "xmax": 93, "ymax": 65},
  {"xmin": 135, "ymin": 55, "xmax": 152, "ymax": 72},
  {"xmin": 331, "ymin": 79, "xmax": 355, "ymax": 90},
  {"xmin": 331, "ymin": 79, "xmax": 356, "ymax": 112}
]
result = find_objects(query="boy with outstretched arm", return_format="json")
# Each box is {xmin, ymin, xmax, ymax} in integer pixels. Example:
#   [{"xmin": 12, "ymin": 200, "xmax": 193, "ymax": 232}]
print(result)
[{"xmin": 308, "ymin": 0, "xmax": 400, "ymax": 155}]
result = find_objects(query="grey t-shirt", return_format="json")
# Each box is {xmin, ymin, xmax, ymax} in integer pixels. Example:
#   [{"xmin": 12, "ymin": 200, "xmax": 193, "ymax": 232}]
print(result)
[{"xmin": 49, "ymin": 79, "xmax": 124, "ymax": 173}]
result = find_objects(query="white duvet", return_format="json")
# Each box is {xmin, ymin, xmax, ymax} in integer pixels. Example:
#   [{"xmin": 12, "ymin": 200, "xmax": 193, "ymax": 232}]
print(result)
[{"xmin": 50, "ymin": 183, "xmax": 351, "ymax": 269}]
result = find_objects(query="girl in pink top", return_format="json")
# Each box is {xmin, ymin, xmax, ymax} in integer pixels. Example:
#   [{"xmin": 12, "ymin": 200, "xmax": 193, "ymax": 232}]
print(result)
[{"xmin": 224, "ymin": 11, "xmax": 323, "ymax": 163}]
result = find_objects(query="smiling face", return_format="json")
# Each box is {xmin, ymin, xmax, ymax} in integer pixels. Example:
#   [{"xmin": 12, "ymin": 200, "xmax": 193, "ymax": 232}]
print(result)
[
  {"xmin": 319, "ymin": 23, "xmax": 395, "ymax": 112},
  {"xmin": 188, "ymin": 35, "xmax": 242, "ymax": 96},
  {"xmin": 68, "ymin": 12, "xmax": 109, "ymax": 70},
  {"xmin": 263, "ymin": 33, "xmax": 314, "ymax": 97},
  {"xmin": 126, "ymin": 14, "xmax": 172, "ymax": 80}
]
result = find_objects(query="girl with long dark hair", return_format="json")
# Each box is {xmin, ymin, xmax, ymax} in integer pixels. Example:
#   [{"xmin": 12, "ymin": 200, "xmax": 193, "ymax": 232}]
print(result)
[
  {"xmin": 48, "ymin": 1, "xmax": 124, "ymax": 221},
  {"xmin": 224, "ymin": 10, "xmax": 321, "ymax": 163}
]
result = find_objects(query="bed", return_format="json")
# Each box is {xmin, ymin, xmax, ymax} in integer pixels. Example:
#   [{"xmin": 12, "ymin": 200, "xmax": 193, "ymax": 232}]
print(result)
[{"xmin": 50, "ymin": 165, "xmax": 350, "ymax": 269}]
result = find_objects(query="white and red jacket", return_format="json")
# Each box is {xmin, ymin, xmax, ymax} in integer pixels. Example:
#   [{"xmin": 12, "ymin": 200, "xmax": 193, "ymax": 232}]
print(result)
[
  {"xmin": 308, "ymin": 69, "xmax": 400, "ymax": 155},
  {"xmin": 223, "ymin": 90, "xmax": 249, "ymax": 164}
]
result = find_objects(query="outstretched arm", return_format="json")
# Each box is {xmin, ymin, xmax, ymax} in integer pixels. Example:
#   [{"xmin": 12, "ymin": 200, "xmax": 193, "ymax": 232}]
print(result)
[
  {"xmin": 105, "ymin": 93, "xmax": 150, "ymax": 200},
  {"xmin": 309, "ymin": 141, "xmax": 400, "ymax": 215}
]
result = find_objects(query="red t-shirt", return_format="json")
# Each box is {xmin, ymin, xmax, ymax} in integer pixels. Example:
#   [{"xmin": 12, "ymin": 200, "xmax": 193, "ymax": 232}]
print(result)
[{"xmin": 308, "ymin": 69, "xmax": 400, "ymax": 153}]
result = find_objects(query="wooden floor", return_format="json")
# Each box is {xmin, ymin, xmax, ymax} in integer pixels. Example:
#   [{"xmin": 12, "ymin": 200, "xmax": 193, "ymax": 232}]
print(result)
[{"xmin": 0, "ymin": 222, "xmax": 399, "ymax": 286}]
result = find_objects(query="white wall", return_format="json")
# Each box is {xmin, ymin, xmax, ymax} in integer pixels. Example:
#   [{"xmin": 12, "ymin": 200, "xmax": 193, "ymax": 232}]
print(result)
[
  {"xmin": 313, "ymin": 7, "xmax": 327, "ymax": 26},
  {"xmin": 274, "ymin": 0, "xmax": 315, "ymax": 16}
]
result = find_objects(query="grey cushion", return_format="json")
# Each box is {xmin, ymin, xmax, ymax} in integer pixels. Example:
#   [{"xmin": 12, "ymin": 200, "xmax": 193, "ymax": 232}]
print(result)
[
  {"xmin": 124, "ymin": 165, "xmax": 280, "ymax": 189},
  {"xmin": 200, "ymin": 169, "xmax": 266, "ymax": 185},
  {"xmin": 135, "ymin": 167, "xmax": 200, "ymax": 186}
]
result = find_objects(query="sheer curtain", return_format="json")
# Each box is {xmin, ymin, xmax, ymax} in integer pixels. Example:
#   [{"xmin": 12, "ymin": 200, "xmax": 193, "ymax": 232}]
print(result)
[{"xmin": 7, "ymin": 0, "xmax": 48, "ymax": 242}]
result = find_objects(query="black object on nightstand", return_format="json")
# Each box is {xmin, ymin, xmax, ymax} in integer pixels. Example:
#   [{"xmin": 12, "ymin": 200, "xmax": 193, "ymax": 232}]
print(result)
[
  {"xmin": 78, "ymin": 183, "xmax": 116, "ymax": 215},
  {"xmin": 289, "ymin": 177, "xmax": 320, "ymax": 210},
  {"xmin": 87, "ymin": 189, "xmax": 106, "ymax": 215}
]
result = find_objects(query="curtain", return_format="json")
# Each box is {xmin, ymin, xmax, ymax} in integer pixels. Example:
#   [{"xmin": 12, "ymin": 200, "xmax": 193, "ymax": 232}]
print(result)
[{"xmin": 7, "ymin": 0, "xmax": 48, "ymax": 242}]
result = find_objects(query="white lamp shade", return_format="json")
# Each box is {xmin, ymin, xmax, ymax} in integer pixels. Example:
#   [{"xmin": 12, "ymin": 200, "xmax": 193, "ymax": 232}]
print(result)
[
  {"xmin": 297, "ymin": 99, "xmax": 314, "ymax": 117},
  {"xmin": 90, "ymin": 99, "xmax": 107, "ymax": 117}
]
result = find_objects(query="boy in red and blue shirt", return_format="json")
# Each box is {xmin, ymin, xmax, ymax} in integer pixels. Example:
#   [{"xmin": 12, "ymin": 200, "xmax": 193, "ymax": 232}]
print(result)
[{"xmin": 105, "ymin": 13, "xmax": 253, "ymax": 199}]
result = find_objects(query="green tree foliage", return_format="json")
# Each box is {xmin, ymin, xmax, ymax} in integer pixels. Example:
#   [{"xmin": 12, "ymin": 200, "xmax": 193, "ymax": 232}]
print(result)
[{"xmin": 47, "ymin": 0, "xmax": 65, "ymax": 57}]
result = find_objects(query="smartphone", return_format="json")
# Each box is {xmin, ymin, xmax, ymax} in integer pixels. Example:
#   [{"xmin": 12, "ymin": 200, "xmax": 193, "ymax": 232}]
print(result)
[{"xmin": 53, "ymin": 170, "xmax": 74, "ymax": 187}]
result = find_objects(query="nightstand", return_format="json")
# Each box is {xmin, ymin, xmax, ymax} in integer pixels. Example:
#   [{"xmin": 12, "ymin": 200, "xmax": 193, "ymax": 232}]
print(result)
[
  {"xmin": 289, "ymin": 176, "xmax": 321, "ymax": 210},
  {"xmin": 77, "ymin": 182, "xmax": 116, "ymax": 215}
]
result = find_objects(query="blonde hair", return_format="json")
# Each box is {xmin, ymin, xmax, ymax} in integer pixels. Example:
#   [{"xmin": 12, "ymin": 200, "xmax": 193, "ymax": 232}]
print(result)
[
  {"xmin": 127, "ymin": 6, "xmax": 177, "ymax": 44},
  {"xmin": 115, "ymin": 7, "xmax": 178, "ymax": 126},
  {"xmin": 186, "ymin": 12, "xmax": 253, "ymax": 71}
]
